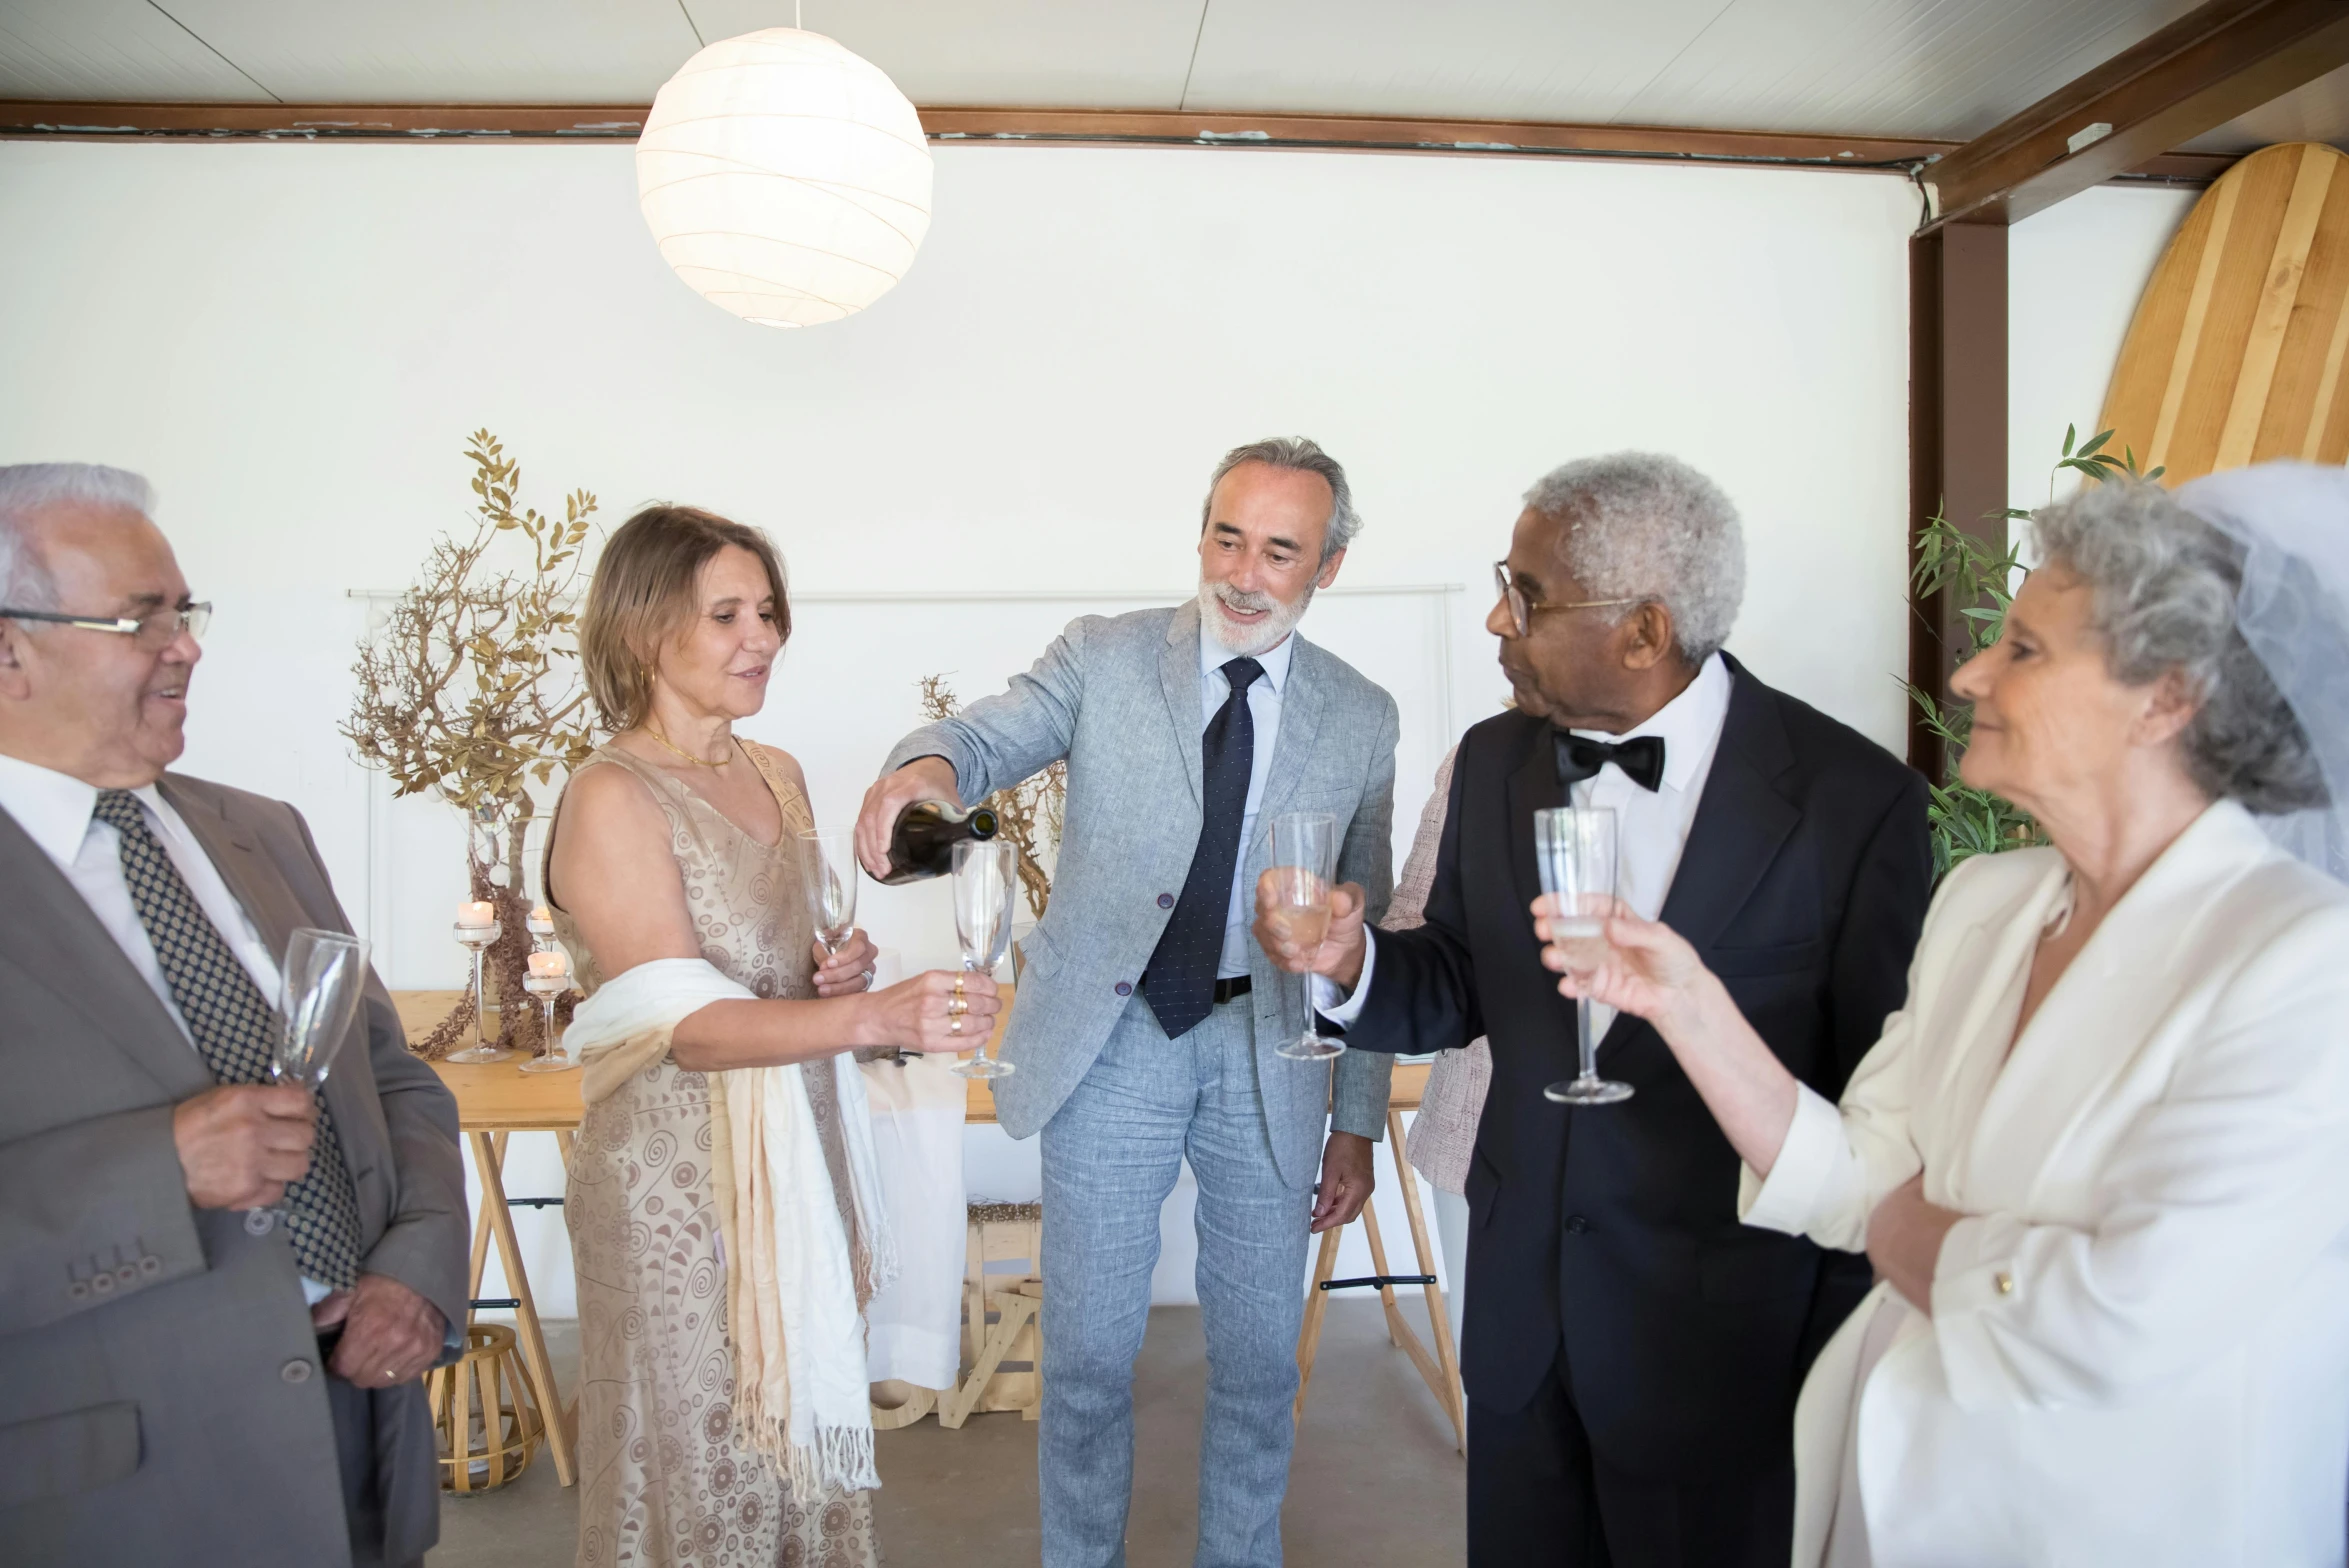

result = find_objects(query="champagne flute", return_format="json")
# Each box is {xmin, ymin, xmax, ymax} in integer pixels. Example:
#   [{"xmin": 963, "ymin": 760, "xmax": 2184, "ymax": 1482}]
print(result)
[
  {"xmin": 1535, "ymin": 806, "xmax": 1632, "ymax": 1106},
  {"xmin": 1268, "ymin": 812, "xmax": 1345, "ymax": 1062},
  {"xmin": 949, "ymin": 838, "xmax": 1018, "ymax": 1081},
  {"xmin": 245, "ymin": 927, "xmax": 372, "ymax": 1237},
  {"xmin": 796, "ymin": 826, "xmax": 860, "ymax": 960}
]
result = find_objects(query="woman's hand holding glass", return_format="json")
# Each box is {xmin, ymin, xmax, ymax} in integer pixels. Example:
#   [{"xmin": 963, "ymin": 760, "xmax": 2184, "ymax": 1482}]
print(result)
[
  {"xmin": 1530, "ymin": 895, "xmax": 1718, "ymax": 1035},
  {"xmin": 809, "ymin": 928, "xmax": 879, "ymax": 997},
  {"xmin": 861, "ymin": 967, "xmax": 1002, "ymax": 1055},
  {"xmin": 1531, "ymin": 895, "xmax": 1801, "ymax": 1175}
]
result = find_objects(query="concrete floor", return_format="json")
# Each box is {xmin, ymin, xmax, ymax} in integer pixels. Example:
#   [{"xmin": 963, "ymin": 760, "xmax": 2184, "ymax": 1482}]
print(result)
[{"xmin": 431, "ymin": 1301, "xmax": 1466, "ymax": 1567}]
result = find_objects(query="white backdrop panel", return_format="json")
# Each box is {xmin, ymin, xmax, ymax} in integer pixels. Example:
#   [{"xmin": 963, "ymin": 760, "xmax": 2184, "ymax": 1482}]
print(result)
[{"xmin": 1, "ymin": 137, "xmax": 1930, "ymax": 1308}]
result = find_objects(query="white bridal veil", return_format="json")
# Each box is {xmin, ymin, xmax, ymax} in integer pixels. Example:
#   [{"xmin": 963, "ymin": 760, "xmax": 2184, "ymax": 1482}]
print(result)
[{"xmin": 2176, "ymin": 462, "xmax": 2349, "ymax": 882}]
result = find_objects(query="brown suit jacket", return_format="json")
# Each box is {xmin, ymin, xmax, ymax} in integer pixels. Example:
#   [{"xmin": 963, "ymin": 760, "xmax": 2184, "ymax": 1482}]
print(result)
[{"xmin": 0, "ymin": 772, "xmax": 468, "ymax": 1567}]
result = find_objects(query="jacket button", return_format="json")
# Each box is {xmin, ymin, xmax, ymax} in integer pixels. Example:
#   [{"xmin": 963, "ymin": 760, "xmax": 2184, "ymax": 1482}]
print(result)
[
  {"xmin": 281, "ymin": 1359, "xmax": 314, "ymax": 1384},
  {"xmin": 1565, "ymin": 1215, "xmax": 1590, "ymax": 1235},
  {"xmin": 68, "ymin": 1280, "xmax": 90, "ymax": 1301},
  {"xmin": 91, "ymin": 1272, "xmax": 114, "ymax": 1295},
  {"xmin": 139, "ymin": 1255, "xmax": 162, "ymax": 1277},
  {"xmin": 1114, "ymin": 981, "xmax": 1132, "ymax": 997},
  {"xmin": 1157, "ymin": 893, "xmax": 1174, "ymax": 909}
]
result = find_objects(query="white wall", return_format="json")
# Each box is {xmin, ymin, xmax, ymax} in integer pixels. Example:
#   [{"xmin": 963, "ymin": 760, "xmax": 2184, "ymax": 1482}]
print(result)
[
  {"xmin": 2009, "ymin": 183, "xmax": 2197, "ymax": 510},
  {"xmin": 1, "ymin": 138, "xmax": 1928, "ymax": 1312}
]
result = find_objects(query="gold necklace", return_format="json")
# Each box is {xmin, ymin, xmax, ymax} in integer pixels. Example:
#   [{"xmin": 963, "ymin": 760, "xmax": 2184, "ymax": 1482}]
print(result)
[{"xmin": 641, "ymin": 725, "xmax": 734, "ymax": 769}]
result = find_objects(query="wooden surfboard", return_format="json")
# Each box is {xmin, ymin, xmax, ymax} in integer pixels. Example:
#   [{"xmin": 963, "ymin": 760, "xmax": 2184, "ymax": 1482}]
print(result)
[{"xmin": 2099, "ymin": 141, "xmax": 2349, "ymax": 485}]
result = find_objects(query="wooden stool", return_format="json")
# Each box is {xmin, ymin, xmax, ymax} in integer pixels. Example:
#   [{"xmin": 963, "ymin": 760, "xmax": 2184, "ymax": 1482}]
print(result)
[
  {"xmin": 942, "ymin": 1200, "xmax": 1046, "ymax": 1429},
  {"xmin": 429, "ymin": 1322, "xmax": 546, "ymax": 1493},
  {"xmin": 1294, "ymin": 1109, "xmax": 1466, "ymax": 1453}
]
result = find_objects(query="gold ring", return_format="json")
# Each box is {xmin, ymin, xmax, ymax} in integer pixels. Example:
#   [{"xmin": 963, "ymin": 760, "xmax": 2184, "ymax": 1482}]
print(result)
[
  {"xmin": 953, "ymin": 974, "xmax": 966, "ymax": 995},
  {"xmin": 947, "ymin": 997, "xmax": 968, "ymax": 1017},
  {"xmin": 950, "ymin": 1017, "xmax": 964, "ymax": 1035}
]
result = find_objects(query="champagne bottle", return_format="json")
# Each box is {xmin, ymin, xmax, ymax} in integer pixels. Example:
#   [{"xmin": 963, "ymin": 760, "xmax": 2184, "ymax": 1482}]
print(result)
[{"xmin": 881, "ymin": 800, "xmax": 1001, "ymax": 885}]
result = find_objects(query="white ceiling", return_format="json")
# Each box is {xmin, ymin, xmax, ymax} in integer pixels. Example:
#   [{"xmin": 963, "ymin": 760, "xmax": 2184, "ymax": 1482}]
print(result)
[{"xmin": 0, "ymin": 0, "xmax": 2340, "ymax": 150}]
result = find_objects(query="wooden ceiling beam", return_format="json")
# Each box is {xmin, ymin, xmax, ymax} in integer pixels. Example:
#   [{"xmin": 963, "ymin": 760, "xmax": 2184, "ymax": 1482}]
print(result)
[
  {"xmin": 0, "ymin": 99, "xmax": 2245, "ymax": 190},
  {"xmin": 1923, "ymin": 0, "xmax": 2349, "ymax": 229}
]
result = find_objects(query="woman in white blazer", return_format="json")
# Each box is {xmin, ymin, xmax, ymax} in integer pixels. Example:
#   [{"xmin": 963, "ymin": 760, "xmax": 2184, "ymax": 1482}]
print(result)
[{"xmin": 1538, "ymin": 469, "xmax": 2349, "ymax": 1567}]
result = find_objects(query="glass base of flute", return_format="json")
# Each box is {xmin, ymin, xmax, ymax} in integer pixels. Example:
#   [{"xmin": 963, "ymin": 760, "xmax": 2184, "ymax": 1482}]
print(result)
[
  {"xmin": 1544, "ymin": 993, "xmax": 1634, "ymax": 1105},
  {"xmin": 517, "ymin": 975, "xmax": 578, "ymax": 1072},
  {"xmin": 445, "ymin": 922, "xmax": 511, "ymax": 1064},
  {"xmin": 1274, "ymin": 966, "xmax": 1346, "ymax": 1062},
  {"xmin": 948, "ymin": 965, "xmax": 1015, "ymax": 1080}
]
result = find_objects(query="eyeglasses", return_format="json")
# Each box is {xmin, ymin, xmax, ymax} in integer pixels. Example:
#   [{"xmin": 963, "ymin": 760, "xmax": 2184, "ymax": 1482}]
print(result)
[
  {"xmin": 0, "ymin": 602, "xmax": 212, "ymax": 649},
  {"xmin": 1492, "ymin": 562, "xmax": 1635, "ymax": 639}
]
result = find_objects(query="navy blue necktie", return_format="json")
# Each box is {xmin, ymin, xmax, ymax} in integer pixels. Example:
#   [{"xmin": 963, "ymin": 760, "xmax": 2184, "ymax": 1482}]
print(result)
[{"xmin": 1145, "ymin": 656, "xmax": 1264, "ymax": 1039}]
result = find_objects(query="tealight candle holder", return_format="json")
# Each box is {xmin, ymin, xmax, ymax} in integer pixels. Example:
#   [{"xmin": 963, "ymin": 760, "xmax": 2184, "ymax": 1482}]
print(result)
[
  {"xmin": 447, "ymin": 909, "xmax": 509, "ymax": 1064},
  {"xmin": 518, "ymin": 954, "xmax": 577, "ymax": 1074}
]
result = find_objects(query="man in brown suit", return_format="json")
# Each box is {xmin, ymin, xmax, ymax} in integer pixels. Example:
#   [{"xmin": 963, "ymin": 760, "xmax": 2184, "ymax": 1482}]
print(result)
[{"xmin": 0, "ymin": 464, "xmax": 468, "ymax": 1566}]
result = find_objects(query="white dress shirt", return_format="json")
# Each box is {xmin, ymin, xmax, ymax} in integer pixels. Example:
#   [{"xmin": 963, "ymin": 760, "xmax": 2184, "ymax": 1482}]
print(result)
[
  {"xmin": 1325, "ymin": 652, "xmax": 1735, "ymax": 1034},
  {"xmin": 0, "ymin": 751, "xmax": 329, "ymax": 1304},
  {"xmin": 1201, "ymin": 620, "xmax": 1295, "ymax": 979}
]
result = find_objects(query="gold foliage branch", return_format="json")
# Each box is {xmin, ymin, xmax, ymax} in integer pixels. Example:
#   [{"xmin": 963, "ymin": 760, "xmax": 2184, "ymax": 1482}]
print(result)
[
  {"xmin": 342, "ymin": 430, "xmax": 600, "ymax": 1056},
  {"xmin": 920, "ymin": 674, "xmax": 1064, "ymax": 920}
]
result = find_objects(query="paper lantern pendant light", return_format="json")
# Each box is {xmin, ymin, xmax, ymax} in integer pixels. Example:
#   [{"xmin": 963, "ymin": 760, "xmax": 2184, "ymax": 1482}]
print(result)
[{"xmin": 637, "ymin": 29, "xmax": 933, "ymax": 329}]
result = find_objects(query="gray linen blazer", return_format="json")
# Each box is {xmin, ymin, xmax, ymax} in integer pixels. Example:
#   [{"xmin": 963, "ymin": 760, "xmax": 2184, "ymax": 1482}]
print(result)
[
  {"xmin": 885, "ymin": 601, "xmax": 1399, "ymax": 1187},
  {"xmin": 0, "ymin": 774, "xmax": 468, "ymax": 1568}
]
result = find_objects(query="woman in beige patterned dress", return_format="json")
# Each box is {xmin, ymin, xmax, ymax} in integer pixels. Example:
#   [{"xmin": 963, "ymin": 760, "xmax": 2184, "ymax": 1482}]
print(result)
[{"xmin": 546, "ymin": 504, "xmax": 999, "ymax": 1567}]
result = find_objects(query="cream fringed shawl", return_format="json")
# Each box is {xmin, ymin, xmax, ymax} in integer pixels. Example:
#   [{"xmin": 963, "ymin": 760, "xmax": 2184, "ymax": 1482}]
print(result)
[{"xmin": 566, "ymin": 958, "xmax": 897, "ymax": 1498}]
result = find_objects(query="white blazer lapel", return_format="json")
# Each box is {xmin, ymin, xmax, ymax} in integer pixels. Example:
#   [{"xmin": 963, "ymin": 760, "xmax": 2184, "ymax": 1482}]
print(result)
[
  {"xmin": 1961, "ymin": 804, "xmax": 2269, "ymax": 1207},
  {"xmin": 1914, "ymin": 861, "xmax": 2068, "ymax": 1208}
]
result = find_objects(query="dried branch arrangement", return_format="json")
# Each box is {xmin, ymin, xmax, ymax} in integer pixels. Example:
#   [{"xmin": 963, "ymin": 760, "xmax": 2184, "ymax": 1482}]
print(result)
[
  {"xmin": 343, "ymin": 430, "xmax": 599, "ymax": 1057},
  {"xmin": 920, "ymin": 674, "xmax": 1065, "ymax": 919}
]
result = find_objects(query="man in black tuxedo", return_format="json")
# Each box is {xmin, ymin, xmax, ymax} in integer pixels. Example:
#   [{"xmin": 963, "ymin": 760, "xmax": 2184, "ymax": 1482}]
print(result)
[{"xmin": 1259, "ymin": 453, "xmax": 1930, "ymax": 1566}]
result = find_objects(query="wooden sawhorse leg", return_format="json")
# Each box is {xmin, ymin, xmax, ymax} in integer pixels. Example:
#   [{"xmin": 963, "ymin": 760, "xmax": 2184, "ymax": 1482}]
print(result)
[
  {"xmin": 1290, "ymin": 1112, "xmax": 1468, "ymax": 1453},
  {"xmin": 470, "ymin": 1130, "xmax": 577, "ymax": 1487}
]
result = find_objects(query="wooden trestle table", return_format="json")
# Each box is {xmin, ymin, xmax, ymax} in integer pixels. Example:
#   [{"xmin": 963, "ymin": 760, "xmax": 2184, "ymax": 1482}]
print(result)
[{"xmin": 393, "ymin": 988, "xmax": 1458, "ymax": 1466}]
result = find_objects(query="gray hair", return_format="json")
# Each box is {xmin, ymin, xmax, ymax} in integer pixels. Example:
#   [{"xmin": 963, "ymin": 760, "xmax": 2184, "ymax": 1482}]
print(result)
[
  {"xmin": 1201, "ymin": 437, "xmax": 1361, "ymax": 564},
  {"xmin": 0, "ymin": 463, "xmax": 156, "ymax": 613},
  {"xmin": 2029, "ymin": 479, "xmax": 2322, "ymax": 813},
  {"xmin": 1524, "ymin": 452, "xmax": 1745, "ymax": 663}
]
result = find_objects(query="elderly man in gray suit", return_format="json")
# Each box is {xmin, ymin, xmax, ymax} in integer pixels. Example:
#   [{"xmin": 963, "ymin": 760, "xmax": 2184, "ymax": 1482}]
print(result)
[
  {"xmin": 858, "ymin": 437, "xmax": 1398, "ymax": 1567},
  {"xmin": 0, "ymin": 464, "xmax": 468, "ymax": 1567}
]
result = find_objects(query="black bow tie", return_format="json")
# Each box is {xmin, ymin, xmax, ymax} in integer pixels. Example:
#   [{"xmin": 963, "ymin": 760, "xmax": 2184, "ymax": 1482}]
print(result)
[{"xmin": 1555, "ymin": 730, "xmax": 1667, "ymax": 792}]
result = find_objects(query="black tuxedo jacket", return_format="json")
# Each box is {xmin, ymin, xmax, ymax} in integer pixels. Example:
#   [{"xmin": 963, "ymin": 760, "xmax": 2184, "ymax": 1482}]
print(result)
[{"xmin": 1348, "ymin": 656, "xmax": 1931, "ymax": 1479}]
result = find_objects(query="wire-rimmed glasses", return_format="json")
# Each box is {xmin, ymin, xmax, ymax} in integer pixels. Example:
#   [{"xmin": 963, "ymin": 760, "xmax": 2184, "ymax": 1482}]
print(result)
[
  {"xmin": 1534, "ymin": 807, "xmax": 1633, "ymax": 1107},
  {"xmin": 0, "ymin": 600, "xmax": 211, "ymax": 647},
  {"xmin": 244, "ymin": 927, "xmax": 371, "ymax": 1237},
  {"xmin": 949, "ymin": 838, "xmax": 1017, "ymax": 1081},
  {"xmin": 1268, "ymin": 811, "xmax": 1345, "ymax": 1062},
  {"xmin": 1492, "ymin": 561, "xmax": 1636, "ymax": 640}
]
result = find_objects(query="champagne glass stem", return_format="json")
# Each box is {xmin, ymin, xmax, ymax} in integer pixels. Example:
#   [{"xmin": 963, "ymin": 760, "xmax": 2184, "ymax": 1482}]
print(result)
[
  {"xmin": 1298, "ymin": 966, "xmax": 1315, "ymax": 1053},
  {"xmin": 1577, "ymin": 994, "xmax": 1597, "ymax": 1086}
]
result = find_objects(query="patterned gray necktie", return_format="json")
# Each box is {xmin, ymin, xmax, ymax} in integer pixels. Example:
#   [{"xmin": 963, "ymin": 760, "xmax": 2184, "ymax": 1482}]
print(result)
[{"xmin": 94, "ymin": 790, "xmax": 361, "ymax": 1289}]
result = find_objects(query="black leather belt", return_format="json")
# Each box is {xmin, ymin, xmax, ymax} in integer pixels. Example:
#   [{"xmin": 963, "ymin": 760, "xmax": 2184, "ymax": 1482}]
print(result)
[{"xmin": 1138, "ymin": 973, "xmax": 1253, "ymax": 1005}]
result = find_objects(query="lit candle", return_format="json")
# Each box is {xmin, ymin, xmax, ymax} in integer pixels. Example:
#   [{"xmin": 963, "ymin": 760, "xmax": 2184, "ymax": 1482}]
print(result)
[
  {"xmin": 527, "ymin": 949, "xmax": 570, "ymax": 978},
  {"xmin": 457, "ymin": 900, "xmax": 497, "ymax": 928},
  {"xmin": 528, "ymin": 904, "xmax": 556, "ymax": 934}
]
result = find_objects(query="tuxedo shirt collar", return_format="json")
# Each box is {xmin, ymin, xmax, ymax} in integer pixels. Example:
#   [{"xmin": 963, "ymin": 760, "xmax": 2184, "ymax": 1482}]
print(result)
[{"xmin": 1568, "ymin": 650, "xmax": 1732, "ymax": 795}]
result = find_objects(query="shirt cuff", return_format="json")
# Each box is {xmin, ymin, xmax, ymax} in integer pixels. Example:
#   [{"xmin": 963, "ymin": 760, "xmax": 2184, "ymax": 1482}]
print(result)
[
  {"xmin": 1313, "ymin": 932, "xmax": 1377, "ymax": 1027},
  {"xmin": 1929, "ymin": 1210, "xmax": 2030, "ymax": 1410},
  {"xmin": 1737, "ymin": 1082, "xmax": 1844, "ymax": 1235}
]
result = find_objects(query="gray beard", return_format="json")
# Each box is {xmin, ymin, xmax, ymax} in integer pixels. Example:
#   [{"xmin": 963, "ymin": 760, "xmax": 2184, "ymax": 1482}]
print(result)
[{"xmin": 1198, "ymin": 579, "xmax": 1313, "ymax": 657}]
